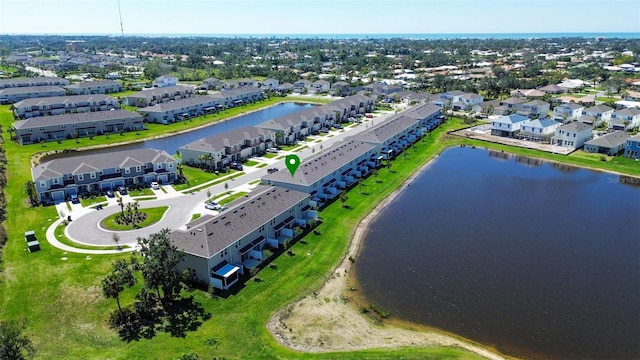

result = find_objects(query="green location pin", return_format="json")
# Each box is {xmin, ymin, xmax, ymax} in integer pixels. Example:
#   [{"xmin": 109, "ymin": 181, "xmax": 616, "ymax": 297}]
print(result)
[{"xmin": 285, "ymin": 154, "xmax": 301, "ymax": 177}]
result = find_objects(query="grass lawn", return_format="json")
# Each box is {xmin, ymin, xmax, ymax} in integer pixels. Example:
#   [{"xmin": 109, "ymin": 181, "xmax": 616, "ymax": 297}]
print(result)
[
  {"xmin": 99, "ymin": 206, "xmax": 169, "ymax": 231},
  {"xmin": 80, "ymin": 196, "xmax": 107, "ymax": 208},
  {"xmin": 255, "ymin": 163, "xmax": 268, "ymax": 168},
  {"xmin": 127, "ymin": 188, "xmax": 155, "ymax": 197},
  {"xmin": 244, "ymin": 160, "xmax": 259, "ymax": 167},
  {"xmin": 54, "ymin": 222, "xmax": 127, "ymax": 250},
  {"xmin": 263, "ymin": 152, "xmax": 278, "ymax": 159},
  {"xmin": 1, "ymin": 100, "xmax": 638, "ymax": 359},
  {"xmin": 184, "ymin": 172, "xmax": 245, "ymax": 193},
  {"xmin": 595, "ymin": 96, "xmax": 619, "ymax": 102},
  {"xmin": 172, "ymin": 166, "xmax": 221, "ymax": 191},
  {"xmin": 217, "ymin": 191, "xmax": 248, "ymax": 205}
]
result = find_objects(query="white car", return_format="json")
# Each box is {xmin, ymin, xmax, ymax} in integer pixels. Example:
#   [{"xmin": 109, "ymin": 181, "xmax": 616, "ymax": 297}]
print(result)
[
  {"xmin": 150, "ymin": 181, "xmax": 160, "ymax": 190},
  {"xmin": 205, "ymin": 202, "xmax": 222, "ymax": 210}
]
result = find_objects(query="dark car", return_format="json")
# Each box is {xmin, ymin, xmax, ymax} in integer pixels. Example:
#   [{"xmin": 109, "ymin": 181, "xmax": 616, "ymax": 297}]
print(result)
[
  {"xmin": 105, "ymin": 190, "xmax": 114, "ymax": 198},
  {"xmin": 70, "ymin": 194, "xmax": 80, "ymax": 204},
  {"xmin": 117, "ymin": 186, "xmax": 128, "ymax": 195},
  {"xmin": 230, "ymin": 161, "xmax": 243, "ymax": 170},
  {"xmin": 267, "ymin": 167, "xmax": 279, "ymax": 173}
]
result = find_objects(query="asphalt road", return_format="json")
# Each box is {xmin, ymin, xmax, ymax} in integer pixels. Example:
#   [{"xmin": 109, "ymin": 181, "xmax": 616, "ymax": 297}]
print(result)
[{"xmin": 64, "ymin": 110, "xmax": 398, "ymax": 247}]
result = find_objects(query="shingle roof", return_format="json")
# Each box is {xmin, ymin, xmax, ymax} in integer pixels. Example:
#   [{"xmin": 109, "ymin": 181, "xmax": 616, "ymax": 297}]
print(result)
[
  {"xmin": 557, "ymin": 121, "xmax": 592, "ymax": 133},
  {"xmin": 127, "ymin": 85, "xmax": 192, "ymax": 100},
  {"xmin": 521, "ymin": 118, "xmax": 559, "ymax": 128},
  {"xmin": 13, "ymin": 94, "xmax": 117, "ymax": 109},
  {"xmin": 31, "ymin": 148, "xmax": 175, "ymax": 181},
  {"xmin": 0, "ymin": 77, "xmax": 67, "ymax": 88},
  {"xmin": 349, "ymin": 115, "xmax": 418, "ymax": 144},
  {"xmin": 262, "ymin": 140, "xmax": 375, "ymax": 186},
  {"xmin": 584, "ymin": 105, "xmax": 613, "ymax": 113},
  {"xmin": 614, "ymin": 107, "xmax": 640, "ymax": 117},
  {"xmin": 0, "ymin": 85, "xmax": 66, "ymax": 95},
  {"xmin": 65, "ymin": 80, "xmax": 121, "ymax": 89},
  {"xmin": 169, "ymin": 186, "xmax": 309, "ymax": 258},
  {"xmin": 493, "ymin": 114, "xmax": 529, "ymax": 124},
  {"xmin": 138, "ymin": 95, "xmax": 220, "ymax": 113},
  {"xmin": 13, "ymin": 109, "xmax": 142, "ymax": 129},
  {"xmin": 585, "ymin": 131, "xmax": 630, "ymax": 148},
  {"xmin": 180, "ymin": 126, "xmax": 273, "ymax": 153}
]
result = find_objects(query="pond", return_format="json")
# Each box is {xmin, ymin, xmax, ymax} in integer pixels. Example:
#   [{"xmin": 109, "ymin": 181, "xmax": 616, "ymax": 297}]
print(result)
[{"xmin": 354, "ymin": 147, "xmax": 640, "ymax": 360}]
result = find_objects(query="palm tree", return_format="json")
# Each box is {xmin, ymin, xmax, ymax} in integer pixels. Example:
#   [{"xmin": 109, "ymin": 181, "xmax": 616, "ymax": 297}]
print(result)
[{"xmin": 102, "ymin": 259, "xmax": 136, "ymax": 321}]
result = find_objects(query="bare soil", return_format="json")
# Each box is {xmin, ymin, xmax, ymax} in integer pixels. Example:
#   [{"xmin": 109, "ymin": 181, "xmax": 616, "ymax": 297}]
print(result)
[{"xmin": 267, "ymin": 165, "xmax": 510, "ymax": 360}]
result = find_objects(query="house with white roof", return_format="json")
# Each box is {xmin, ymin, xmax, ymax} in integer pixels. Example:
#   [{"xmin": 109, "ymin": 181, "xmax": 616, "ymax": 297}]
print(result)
[
  {"xmin": 551, "ymin": 121, "xmax": 593, "ymax": 149},
  {"xmin": 491, "ymin": 114, "xmax": 529, "ymax": 137}
]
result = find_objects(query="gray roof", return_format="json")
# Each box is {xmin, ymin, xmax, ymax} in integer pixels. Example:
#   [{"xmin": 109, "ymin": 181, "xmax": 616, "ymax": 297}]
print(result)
[
  {"xmin": 493, "ymin": 114, "xmax": 529, "ymax": 124},
  {"xmin": 521, "ymin": 118, "xmax": 559, "ymax": 128},
  {"xmin": 614, "ymin": 107, "xmax": 640, "ymax": 117},
  {"xmin": 0, "ymin": 85, "xmax": 65, "ymax": 95},
  {"xmin": 276, "ymin": 83, "xmax": 294, "ymax": 90},
  {"xmin": 13, "ymin": 109, "xmax": 142, "ymax": 130},
  {"xmin": 402, "ymin": 103, "xmax": 440, "ymax": 119},
  {"xmin": 585, "ymin": 131, "xmax": 630, "ymax": 148},
  {"xmin": 180, "ymin": 126, "xmax": 273, "ymax": 152},
  {"xmin": 262, "ymin": 140, "xmax": 375, "ymax": 186},
  {"xmin": 219, "ymin": 87, "xmax": 263, "ymax": 97},
  {"xmin": 32, "ymin": 148, "xmax": 175, "ymax": 181},
  {"xmin": 523, "ymin": 100, "xmax": 549, "ymax": 107},
  {"xmin": 169, "ymin": 186, "xmax": 309, "ymax": 258},
  {"xmin": 460, "ymin": 93, "xmax": 482, "ymax": 100},
  {"xmin": 349, "ymin": 115, "xmax": 418, "ymax": 144},
  {"xmin": 127, "ymin": 85, "xmax": 192, "ymax": 100},
  {"xmin": 14, "ymin": 94, "xmax": 117, "ymax": 108},
  {"xmin": 627, "ymin": 133, "xmax": 640, "ymax": 142},
  {"xmin": 138, "ymin": 95, "xmax": 220, "ymax": 113},
  {"xmin": 0, "ymin": 77, "xmax": 68, "ymax": 88},
  {"xmin": 65, "ymin": 80, "xmax": 121, "ymax": 89},
  {"xmin": 443, "ymin": 90, "xmax": 466, "ymax": 96},
  {"xmin": 257, "ymin": 106, "xmax": 332, "ymax": 131},
  {"xmin": 557, "ymin": 102, "xmax": 583, "ymax": 110},
  {"xmin": 584, "ymin": 104, "xmax": 613, "ymax": 113},
  {"xmin": 557, "ymin": 121, "xmax": 592, "ymax": 133},
  {"xmin": 501, "ymin": 97, "xmax": 526, "ymax": 105}
]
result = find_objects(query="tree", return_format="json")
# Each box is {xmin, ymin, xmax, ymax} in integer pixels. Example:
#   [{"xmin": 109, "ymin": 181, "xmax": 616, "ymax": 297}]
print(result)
[
  {"xmin": 112, "ymin": 233, "xmax": 120, "ymax": 250},
  {"xmin": 102, "ymin": 259, "xmax": 137, "ymax": 320},
  {"xmin": 136, "ymin": 229, "xmax": 186, "ymax": 303},
  {"xmin": 339, "ymin": 193, "xmax": 348, "ymax": 208},
  {"xmin": 117, "ymin": 197, "xmax": 124, "ymax": 215},
  {"xmin": 24, "ymin": 181, "xmax": 37, "ymax": 206},
  {"xmin": 0, "ymin": 319, "xmax": 35, "ymax": 360}
]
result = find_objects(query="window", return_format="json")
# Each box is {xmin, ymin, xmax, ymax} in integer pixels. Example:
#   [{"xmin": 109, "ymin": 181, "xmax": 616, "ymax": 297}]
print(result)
[
  {"xmin": 53, "ymin": 177, "xmax": 60, "ymax": 184},
  {"xmin": 168, "ymin": 163, "xmax": 173, "ymax": 168},
  {"xmin": 40, "ymin": 181, "xmax": 46, "ymax": 187},
  {"xmin": 78, "ymin": 174, "xmax": 83, "ymax": 181},
  {"xmin": 90, "ymin": 172, "xmax": 96, "ymax": 179},
  {"xmin": 136, "ymin": 166, "xmax": 141, "ymax": 172},
  {"xmin": 125, "ymin": 168, "xmax": 130, "ymax": 174}
]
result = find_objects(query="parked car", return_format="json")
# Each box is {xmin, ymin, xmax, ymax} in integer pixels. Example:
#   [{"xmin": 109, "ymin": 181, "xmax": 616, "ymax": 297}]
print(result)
[
  {"xmin": 267, "ymin": 167, "xmax": 279, "ymax": 174},
  {"xmin": 105, "ymin": 190, "xmax": 114, "ymax": 198},
  {"xmin": 230, "ymin": 161, "xmax": 243, "ymax": 170},
  {"xmin": 365, "ymin": 114, "xmax": 373, "ymax": 118},
  {"xmin": 70, "ymin": 194, "xmax": 80, "ymax": 204},
  {"xmin": 150, "ymin": 181, "xmax": 160, "ymax": 190},
  {"xmin": 319, "ymin": 128, "xmax": 329, "ymax": 133},
  {"xmin": 205, "ymin": 202, "xmax": 222, "ymax": 210},
  {"xmin": 333, "ymin": 124, "xmax": 343, "ymax": 129},
  {"xmin": 266, "ymin": 148, "xmax": 279, "ymax": 153},
  {"xmin": 117, "ymin": 186, "xmax": 128, "ymax": 195}
]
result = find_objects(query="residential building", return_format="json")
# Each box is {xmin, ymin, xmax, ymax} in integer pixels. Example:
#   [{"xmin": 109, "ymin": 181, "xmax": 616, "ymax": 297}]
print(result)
[
  {"xmin": 553, "ymin": 103, "xmax": 584, "ymax": 122},
  {"xmin": 583, "ymin": 131, "xmax": 630, "ymax": 155},
  {"xmin": 201, "ymin": 77, "xmax": 224, "ymax": 90},
  {"xmin": 326, "ymin": 94, "xmax": 375, "ymax": 122},
  {"xmin": 274, "ymin": 82, "xmax": 294, "ymax": 94},
  {"xmin": 293, "ymin": 79, "xmax": 311, "ymax": 93},
  {"xmin": 308, "ymin": 80, "xmax": 330, "ymax": 94},
  {"xmin": 330, "ymin": 81, "xmax": 352, "ymax": 96},
  {"xmin": 170, "ymin": 186, "xmax": 316, "ymax": 289},
  {"xmin": 236, "ymin": 78, "xmax": 258, "ymax": 87},
  {"xmin": 152, "ymin": 75, "xmax": 178, "ymax": 88},
  {"xmin": 399, "ymin": 103, "xmax": 443, "ymax": 131},
  {"xmin": 349, "ymin": 115, "xmax": 423, "ymax": 156},
  {"xmin": 216, "ymin": 87, "xmax": 265, "ymax": 108},
  {"xmin": 609, "ymin": 107, "xmax": 640, "ymax": 130},
  {"xmin": 65, "ymin": 80, "xmax": 123, "ymax": 95},
  {"xmin": 435, "ymin": 90, "xmax": 466, "ymax": 106},
  {"xmin": 260, "ymin": 78, "xmax": 279, "ymax": 90},
  {"xmin": 12, "ymin": 94, "xmax": 120, "ymax": 119},
  {"xmin": 491, "ymin": 114, "xmax": 529, "ymax": 137},
  {"xmin": 517, "ymin": 100, "xmax": 551, "ymax": 118},
  {"xmin": 363, "ymin": 82, "xmax": 402, "ymax": 97},
  {"xmin": 257, "ymin": 106, "xmax": 336, "ymax": 144},
  {"xmin": 138, "ymin": 95, "xmax": 222, "ymax": 124},
  {"xmin": 581, "ymin": 105, "xmax": 614, "ymax": 127},
  {"xmin": 623, "ymin": 134, "xmax": 640, "ymax": 159},
  {"xmin": 499, "ymin": 97, "xmax": 526, "ymax": 112},
  {"xmin": 0, "ymin": 85, "xmax": 66, "ymax": 104},
  {"xmin": 453, "ymin": 93, "xmax": 484, "ymax": 110},
  {"xmin": 13, "ymin": 109, "xmax": 143, "ymax": 144},
  {"xmin": 551, "ymin": 121, "xmax": 593, "ymax": 149},
  {"xmin": 31, "ymin": 148, "xmax": 177, "ymax": 203},
  {"xmin": 0, "ymin": 77, "xmax": 69, "ymax": 90},
  {"xmin": 261, "ymin": 140, "xmax": 377, "ymax": 205},
  {"xmin": 124, "ymin": 85, "xmax": 194, "ymax": 107},
  {"xmin": 179, "ymin": 126, "xmax": 275, "ymax": 169},
  {"xmin": 510, "ymin": 88, "xmax": 545, "ymax": 98},
  {"xmin": 519, "ymin": 118, "xmax": 561, "ymax": 142},
  {"xmin": 538, "ymin": 84, "xmax": 569, "ymax": 94}
]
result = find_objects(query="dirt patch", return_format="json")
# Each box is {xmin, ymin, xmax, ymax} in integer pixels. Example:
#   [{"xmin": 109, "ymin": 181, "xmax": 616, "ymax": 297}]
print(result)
[{"xmin": 267, "ymin": 160, "xmax": 509, "ymax": 360}]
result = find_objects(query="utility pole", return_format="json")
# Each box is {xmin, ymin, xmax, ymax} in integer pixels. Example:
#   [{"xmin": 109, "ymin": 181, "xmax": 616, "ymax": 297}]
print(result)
[{"xmin": 118, "ymin": 0, "xmax": 124, "ymax": 37}]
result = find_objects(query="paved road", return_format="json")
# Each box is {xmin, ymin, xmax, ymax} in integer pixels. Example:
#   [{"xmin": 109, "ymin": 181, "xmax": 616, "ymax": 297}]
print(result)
[{"xmin": 57, "ymin": 110, "xmax": 398, "ymax": 250}]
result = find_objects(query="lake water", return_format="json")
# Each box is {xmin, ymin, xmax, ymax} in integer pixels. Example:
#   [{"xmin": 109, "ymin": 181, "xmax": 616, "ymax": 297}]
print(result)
[
  {"xmin": 41, "ymin": 102, "xmax": 313, "ymax": 160},
  {"xmin": 354, "ymin": 147, "xmax": 640, "ymax": 360}
]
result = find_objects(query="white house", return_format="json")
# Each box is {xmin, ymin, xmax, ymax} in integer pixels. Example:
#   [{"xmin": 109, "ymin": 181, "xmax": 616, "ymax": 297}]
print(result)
[
  {"xmin": 260, "ymin": 78, "xmax": 280, "ymax": 90},
  {"xmin": 553, "ymin": 103, "xmax": 584, "ymax": 122},
  {"xmin": 551, "ymin": 121, "xmax": 593, "ymax": 149},
  {"xmin": 517, "ymin": 100, "xmax": 550, "ymax": 118},
  {"xmin": 609, "ymin": 107, "xmax": 640, "ymax": 130},
  {"xmin": 581, "ymin": 105, "xmax": 614, "ymax": 127},
  {"xmin": 153, "ymin": 75, "xmax": 178, "ymax": 88},
  {"xmin": 519, "ymin": 118, "xmax": 561, "ymax": 141},
  {"xmin": 491, "ymin": 114, "xmax": 529, "ymax": 137}
]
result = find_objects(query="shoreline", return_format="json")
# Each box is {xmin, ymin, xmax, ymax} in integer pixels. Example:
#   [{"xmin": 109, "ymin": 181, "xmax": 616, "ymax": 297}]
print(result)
[
  {"xmin": 30, "ymin": 98, "xmax": 316, "ymax": 166},
  {"xmin": 266, "ymin": 149, "xmax": 511, "ymax": 360}
]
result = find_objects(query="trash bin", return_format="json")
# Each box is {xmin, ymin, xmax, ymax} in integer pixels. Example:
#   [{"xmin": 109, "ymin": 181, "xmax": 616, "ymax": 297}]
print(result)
[{"xmin": 67, "ymin": 215, "xmax": 72, "ymax": 221}]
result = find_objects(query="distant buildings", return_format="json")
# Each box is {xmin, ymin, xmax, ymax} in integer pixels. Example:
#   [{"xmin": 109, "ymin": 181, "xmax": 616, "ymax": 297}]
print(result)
[
  {"xmin": 13, "ymin": 94, "xmax": 119, "ymax": 119},
  {"xmin": 0, "ymin": 85, "xmax": 66, "ymax": 103},
  {"xmin": 0, "ymin": 77, "xmax": 69, "ymax": 89},
  {"xmin": 65, "ymin": 80, "xmax": 123, "ymax": 95},
  {"xmin": 153, "ymin": 75, "xmax": 178, "ymax": 88},
  {"xmin": 124, "ymin": 85, "xmax": 194, "ymax": 107},
  {"xmin": 138, "ymin": 95, "xmax": 222, "ymax": 124}
]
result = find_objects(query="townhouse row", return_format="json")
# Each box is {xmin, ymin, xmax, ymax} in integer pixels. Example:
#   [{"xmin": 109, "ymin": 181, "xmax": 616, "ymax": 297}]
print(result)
[
  {"xmin": 171, "ymin": 103, "xmax": 443, "ymax": 290},
  {"xmin": 31, "ymin": 148, "xmax": 177, "ymax": 203}
]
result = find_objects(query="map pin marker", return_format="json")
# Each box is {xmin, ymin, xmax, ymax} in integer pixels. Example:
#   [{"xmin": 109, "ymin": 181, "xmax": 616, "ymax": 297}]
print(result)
[{"xmin": 285, "ymin": 154, "xmax": 301, "ymax": 177}]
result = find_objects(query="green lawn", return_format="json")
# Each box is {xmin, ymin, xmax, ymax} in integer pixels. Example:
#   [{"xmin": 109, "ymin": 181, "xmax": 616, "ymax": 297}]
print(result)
[
  {"xmin": 217, "ymin": 192, "xmax": 248, "ymax": 205},
  {"xmin": 127, "ymin": 187, "xmax": 155, "ymax": 197},
  {"xmin": 100, "ymin": 206, "xmax": 169, "ymax": 231},
  {"xmin": 244, "ymin": 160, "xmax": 259, "ymax": 167},
  {"xmin": 54, "ymin": 222, "xmax": 127, "ymax": 250},
  {"xmin": 1, "ymin": 101, "xmax": 638, "ymax": 359}
]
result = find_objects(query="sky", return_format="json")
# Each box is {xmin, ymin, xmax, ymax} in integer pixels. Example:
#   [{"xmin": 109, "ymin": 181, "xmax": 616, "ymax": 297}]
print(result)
[{"xmin": 0, "ymin": 0, "xmax": 639, "ymax": 36}]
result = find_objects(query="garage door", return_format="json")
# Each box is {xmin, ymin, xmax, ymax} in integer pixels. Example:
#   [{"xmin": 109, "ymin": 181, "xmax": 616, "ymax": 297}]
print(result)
[{"xmin": 51, "ymin": 191, "xmax": 65, "ymax": 201}]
